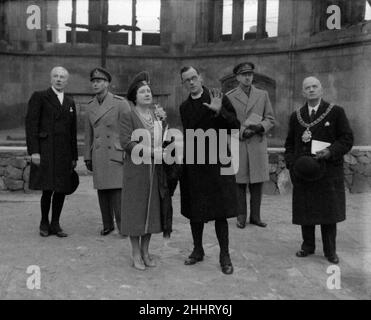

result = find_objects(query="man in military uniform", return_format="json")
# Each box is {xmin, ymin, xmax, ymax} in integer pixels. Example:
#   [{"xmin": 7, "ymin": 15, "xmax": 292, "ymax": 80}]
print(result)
[
  {"xmin": 84, "ymin": 67, "xmax": 131, "ymax": 235},
  {"xmin": 226, "ymin": 62, "xmax": 275, "ymax": 229},
  {"xmin": 284, "ymin": 77, "xmax": 353, "ymax": 264}
]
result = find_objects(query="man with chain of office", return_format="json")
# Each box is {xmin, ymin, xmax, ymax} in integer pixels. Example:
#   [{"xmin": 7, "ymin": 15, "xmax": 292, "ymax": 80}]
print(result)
[{"xmin": 284, "ymin": 76, "xmax": 353, "ymax": 264}]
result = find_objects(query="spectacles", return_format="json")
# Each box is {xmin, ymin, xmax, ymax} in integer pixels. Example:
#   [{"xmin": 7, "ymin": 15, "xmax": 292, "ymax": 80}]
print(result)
[{"xmin": 182, "ymin": 75, "xmax": 199, "ymax": 84}]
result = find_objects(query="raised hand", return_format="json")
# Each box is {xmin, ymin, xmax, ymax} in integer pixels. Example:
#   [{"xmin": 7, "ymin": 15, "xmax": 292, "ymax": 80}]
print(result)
[{"xmin": 203, "ymin": 88, "xmax": 223, "ymax": 114}]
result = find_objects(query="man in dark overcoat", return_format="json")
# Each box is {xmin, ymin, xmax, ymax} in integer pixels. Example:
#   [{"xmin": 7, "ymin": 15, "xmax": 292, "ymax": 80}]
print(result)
[
  {"xmin": 179, "ymin": 66, "xmax": 240, "ymax": 274},
  {"xmin": 284, "ymin": 76, "xmax": 353, "ymax": 264},
  {"xmin": 25, "ymin": 66, "xmax": 78, "ymax": 238}
]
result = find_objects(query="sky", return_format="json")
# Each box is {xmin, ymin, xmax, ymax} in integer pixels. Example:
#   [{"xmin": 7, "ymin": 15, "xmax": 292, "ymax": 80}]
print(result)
[
  {"xmin": 222, "ymin": 0, "xmax": 279, "ymax": 36},
  {"xmin": 55, "ymin": 0, "xmax": 371, "ymax": 44},
  {"xmin": 57, "ymin": 0, "xmax": 161, "ymax": 44}
]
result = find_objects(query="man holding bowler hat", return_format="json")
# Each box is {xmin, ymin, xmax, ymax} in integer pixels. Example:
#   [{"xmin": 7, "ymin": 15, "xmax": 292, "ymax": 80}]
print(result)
[
  {"xmin": 284, "ymin": 76, "xmax": 353, "ymax": 264},
  {"xmin": 26, "ymin": 66, "xmax": 78, "ymax": 238}
]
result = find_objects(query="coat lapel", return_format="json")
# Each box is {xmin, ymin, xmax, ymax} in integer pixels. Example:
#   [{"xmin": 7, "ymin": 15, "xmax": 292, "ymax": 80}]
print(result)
[
  {"xmin": 46, "ymin": 87, "xmax": 62, "ymax": 109},
  {"xmin": 232, "ymin": 86, "xmax": 259, "ymax": 116},
  {"xmin": 90, "ymin": 92, "xmax": 115, "ymax": 124},
  {"xmin": 132, "ymin": 105, "xmax": 147, "ymax": 129},
  {"xmin": 310, "ymin": 100, "xmax": 330, "ymax": 135},
  {"xmin": 315, "ymin": 100, "xmax": 328, "ymax": 120},
  {"xmin": 61, "ymin": 94, "xmax": 71, "ymax": 112},
  {"xmin": 300, "ymin": 100, "xmax": 328, "ymax": 124},
  {"xmin": 300, "ymin": 103, "xmax": 310, "ymax": 123}
]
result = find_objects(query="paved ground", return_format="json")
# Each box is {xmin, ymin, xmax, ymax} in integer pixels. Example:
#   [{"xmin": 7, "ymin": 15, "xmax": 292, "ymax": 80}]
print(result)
[{"xmin": 1, "ymin": 162, "xmax": 370, "ymax": 300}]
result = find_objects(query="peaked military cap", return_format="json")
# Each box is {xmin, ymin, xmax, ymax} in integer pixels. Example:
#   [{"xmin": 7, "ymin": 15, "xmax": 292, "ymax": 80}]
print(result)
[
  {"xmin": 127, "ymin": 71, "xmax": 151, "ymax": 103},
  {"xmin": 233, "ymin": 62, "xmax": 255, "ymax": 75},
  {"xmin": 90, "ymin": 67, "xmax": 112, "ymax": 82}
]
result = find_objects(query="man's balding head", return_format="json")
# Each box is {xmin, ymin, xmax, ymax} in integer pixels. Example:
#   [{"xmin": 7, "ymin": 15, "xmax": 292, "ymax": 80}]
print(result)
[
  {"xmin": 302, "ymin": 76, "xmax": 323, "ymax": 103},
  {"xmin": 50, "ymin": 66, "xmax": 69, "ymax": 92}
]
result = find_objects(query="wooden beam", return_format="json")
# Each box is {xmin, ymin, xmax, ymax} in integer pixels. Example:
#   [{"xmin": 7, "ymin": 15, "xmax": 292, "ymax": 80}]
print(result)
[
  {"xmin": 101, "ymin": 0, "xmax": 109, "ymax": 67},
  {"xmin": 212, "ymin": 0, "xmax": 223, "ymax": 42},
  {"xmin": 71, "ymin": 0, "xmax": 77, "ymax": 45},
  {"xmin": 257, "ymin": 0, "xmax": 267, "ymax": 38},
  {"xmin": 132, "ymin": 0, "xmax": 137, "ymax": 46},
  {"xmin": 232, "ymin": 0, "xmax": 244, "ymax": 41},
  {"xmin": 88, "ymin": 0, "xmax": 101, "ymax": 43}
]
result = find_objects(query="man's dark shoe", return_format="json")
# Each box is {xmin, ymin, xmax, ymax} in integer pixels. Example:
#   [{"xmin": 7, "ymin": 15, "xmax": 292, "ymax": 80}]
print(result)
[
  {"xmin": 296, "ymin": 250, "xmax": 314, "ymax": 258},
  {"xmin": 100, "ymin": 227, "xmax": 114, "ymax": 236},
  {"xmin": 184, "ymin": 249, "xmax": 204, "ymax": 265},
  {"xmin": 236, "ymin": 221, "xmax": 246, "ymax": 229},
  {"xmin": 250, "ymin": 220, "xmax": 267, "ymax": 228},
  {"xmin": 49, "ymin": 225, "xmax": 68, "ymax": 238},
  {"xmin": 184, "ymin": 255, "xmax": 203, "ymax": 265},
  {"xmin": 39, "ymin": 223, "xmax": 50, "ymax": 237},
  {"xmin": 327, "ymin": 254, "xmax": 339, "ymax": 264},
  {"xmin": 221, "ymin": 262, "xmax": 234, "ymax": 275},
  {"xmin": 220, "ymin": 253, "xmax": 233, "ymax": 274}
]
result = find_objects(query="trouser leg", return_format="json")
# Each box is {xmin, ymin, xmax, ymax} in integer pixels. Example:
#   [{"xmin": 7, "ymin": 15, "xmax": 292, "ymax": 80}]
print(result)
[
  {"xmin": 50, "ymin": 192, "xmax": 66, "ymax": 226},
  {"xmin": 109, "ymin": 189, "xmax": 122, "ymax": 232},
  {"xmin": 301, "ymin": 225, "xmax": 316, "ymax": 253},
  {"xmin": 248, "ymin": 182, "xmax": 263, "ymax": 222},
  {"xmin": 236, "ymin": 184, "xmax": 247, "ymax": 225},
  {"xmin": 190, "ymin": 221, "xmax": 204, "ymax": 256},
  {"xmin": 321, "ymin": 224, "xmax": 337, "ymax": 257},
  {"xmin": 40, "ymin": 190, "xmax": 53, "ymax": 225},
  {"xmin": 97, "ymin": 189, "xmax": 114, "ymax": 229},
  {"xmin": 215, "ymin": 219, "xmax": 231, "ymax": 264}
]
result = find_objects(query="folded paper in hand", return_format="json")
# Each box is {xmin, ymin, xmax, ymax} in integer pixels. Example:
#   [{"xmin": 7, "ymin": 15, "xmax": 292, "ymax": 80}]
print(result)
[
  {"xmin": 243, "ymin": 113, "xmax": 262, "ymax": 127},
  {"xmin": 311, "ymin": 139, "xmax": 331, "ymax": 155}
]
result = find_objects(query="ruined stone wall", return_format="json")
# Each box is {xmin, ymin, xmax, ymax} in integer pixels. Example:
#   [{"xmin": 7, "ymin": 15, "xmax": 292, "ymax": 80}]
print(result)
[
  {"xmin": 0, "ymin": 0, "xmax": 370, "ymax": 146},
  {"xmin": 2, "ymin": 147, "xmax": 371, "ymax": 194}
]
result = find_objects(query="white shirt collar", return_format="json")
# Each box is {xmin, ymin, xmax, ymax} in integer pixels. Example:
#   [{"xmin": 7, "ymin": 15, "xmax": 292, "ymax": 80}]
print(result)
[
  {"xmin": 51, "ymin": 86, "xmax": 64, "ymax": 97},
  {"xmin": 190, "ymin": 88, "xmax": 204, "ymax": 100},
  {"xmin": 308, "ymin": 99, "xmax": 321, "ymax": 113},
  {"xmin": 51, "ymin": 86, "xmax": 64, "ymax": 104}
]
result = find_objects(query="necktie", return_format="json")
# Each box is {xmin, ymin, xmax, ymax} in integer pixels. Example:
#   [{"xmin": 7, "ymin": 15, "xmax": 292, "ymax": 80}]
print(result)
[{"xmin": 310, "ymin": 109, "xmax": 316, "ymax": 122}]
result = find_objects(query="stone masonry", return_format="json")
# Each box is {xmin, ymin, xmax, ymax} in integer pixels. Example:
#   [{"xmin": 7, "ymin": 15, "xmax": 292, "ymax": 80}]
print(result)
[{"xmin": 1, "ymin": 147, "xmax": 371, "ymax": 194}]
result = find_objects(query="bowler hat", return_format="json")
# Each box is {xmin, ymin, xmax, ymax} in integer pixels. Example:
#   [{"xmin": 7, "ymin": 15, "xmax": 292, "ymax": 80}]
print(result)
[
  {"xmin": 90, "ymin": 67, "xmax": 112, "ymax": 82},
  {"xmin": 293, "ymin": 155, "xmax": 326, "ymax": 182},
  {"xmin": 233, "ymin": 62, "xmax": 255, "ymax": 75},
  {"xmin": 65, "ymin": 170, "xmax": 79, "ymax": 195}
]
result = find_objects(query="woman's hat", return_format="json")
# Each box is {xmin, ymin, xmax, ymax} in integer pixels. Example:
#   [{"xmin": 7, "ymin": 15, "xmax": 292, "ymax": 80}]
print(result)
[
  {"xmin": 65, "ymin": 170, "xmax": 80, "ymax": 195},
  {"xmin": 127, "ymin": 71, "xmax": 151, "ymax": 103},
  {"xmin": 293, "ymin": 155, "xmax": 326, "ymax": 182}
]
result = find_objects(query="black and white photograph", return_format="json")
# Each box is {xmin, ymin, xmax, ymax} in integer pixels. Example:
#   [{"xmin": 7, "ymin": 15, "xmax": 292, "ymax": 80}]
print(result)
[{"xmin": 0, "ymin": 0, "xmax": 370, "ymax": 306}]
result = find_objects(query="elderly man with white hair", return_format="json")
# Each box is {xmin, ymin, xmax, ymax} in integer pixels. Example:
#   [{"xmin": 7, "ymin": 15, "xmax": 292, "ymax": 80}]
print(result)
[
  {"xmin": 26, "ymin": 66, "xmax": 78, "ymax": 238},
  {"xmin": 284, "ymin": 76, "xmax": 353, "ymax": 264}
]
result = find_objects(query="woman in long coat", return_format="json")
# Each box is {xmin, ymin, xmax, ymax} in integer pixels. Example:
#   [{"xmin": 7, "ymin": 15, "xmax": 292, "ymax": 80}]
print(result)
[{"xmin": 119, "ymin": 72, "xmax": 168, "ymax": 271}]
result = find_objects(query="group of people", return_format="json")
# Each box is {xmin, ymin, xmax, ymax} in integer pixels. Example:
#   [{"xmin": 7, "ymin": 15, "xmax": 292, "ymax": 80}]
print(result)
[{"xmin": 25, "ymin": 62, "xmax": 353, "ymax": 275}]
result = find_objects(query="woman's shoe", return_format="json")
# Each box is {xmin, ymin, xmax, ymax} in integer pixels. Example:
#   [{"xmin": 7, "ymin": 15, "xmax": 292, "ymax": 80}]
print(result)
[
  {"xmin": 132, "ymin": 256, "xmax": 146, "ymax": 271},
  {"xmin": 142, "ymin": 254, "xmax": 157, "ymax": 267}
]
